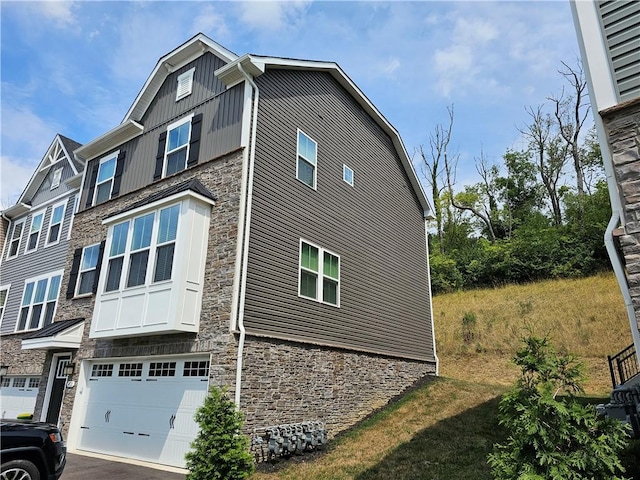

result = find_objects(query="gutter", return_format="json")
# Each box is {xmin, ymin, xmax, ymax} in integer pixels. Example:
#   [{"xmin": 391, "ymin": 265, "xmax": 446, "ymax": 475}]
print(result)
[
  {"xmin": 424, "ymin": 220, "xmax": 440, "ymax": 375},
  {"xmin": 233, "ymin": 63, "xmax": 260, "ymax": 408}
]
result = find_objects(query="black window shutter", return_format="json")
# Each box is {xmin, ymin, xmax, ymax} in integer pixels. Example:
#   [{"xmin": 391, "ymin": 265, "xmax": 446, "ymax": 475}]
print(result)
[
  {"xmin": 187, "ymin": 113, "xmax": 203, "ymax": 167},
  {"xmin": 92, "ymin": 240, "xmax": 106, "ymax": 293},
  {"xmin": 154, "ymin": 131, "xmax": 167, "ymax": 180},
  {"xmin": 67, "ymin": 248, "xmax": 82, "ymax": 299},
  {"xmin": 85, "ymin": 163, "xmax": 99, "ymax": 208},
  {"xmin": 111, "ymin": 151, "xmax": 126, "ymax": 198}
]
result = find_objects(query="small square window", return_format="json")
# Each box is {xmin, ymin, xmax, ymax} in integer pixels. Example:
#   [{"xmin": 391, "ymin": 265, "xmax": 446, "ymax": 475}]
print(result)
[
  {"xmin": 176, "ymin": 68, "xmax": 195, "ymax": 101},
  {"xmin": 343, "ymin": 165, "xmax": 354, "ymax": 186},
  {"xmin": 28, "ymin": 378, "xmax": 40, "ymax": 388},
  {"xmin": 118, "ymin": 363, "xmax": 143, "ymax": 377}
]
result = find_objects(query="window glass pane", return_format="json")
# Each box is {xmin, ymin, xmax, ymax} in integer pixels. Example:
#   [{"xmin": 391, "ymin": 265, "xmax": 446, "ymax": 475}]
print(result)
[
  {"xmin": 297, "ymin": 158, "xmax": 315, "ymax": 187},
  {"xmin": 111, "ymin": 222, "xmax": 129, "ymax": 256},
  {"xmin": 154, "ymin": 244, "xmax": 175, "ymax": 282},
  {"xmin": 48, "ymin": 224, "xmax": 61, "ymax": 243},
  {"xmin": 30, "ymin": 214, "xmax": 43, "ymax": 233},
  {"xmin": 300, "ymin": 271, "xmax": 317, "ymax": 299},
  {"xmin": 165, "ymin": 148, "xmax": 187, "ymax": 176},
  {"xmin": 323, "ymin": 279, "xmax": 338, "ymax": 305},
  {"xmin": 28, "ymin": 233, "xmax": 39, "ymax": 250},
  {"xmin": 78, "ymin": 271, "xmax": 95, "ymax": 295},
  {"xmin": 127, "ymin": 250, "xmax": 149, "ymax": 287},
  {"xmin": 22, "ymin": 283, "xmax": 35, "ymax": 306},
  {"xmin": 18, "ymin": 308, "xmax": 29, "ymax": 330},
  {"xmin": 301, "ymin": 243, "xmax": 318, "ymax": 271},
  {"xmin": 81, "ymin": 245, "xmax": 100, "ymax": 270},
  {"xmin": 0, "ymin": 289, "xmax": 6, "ymax": 307},
  {"xmin": 97, "ymin": 157, "xmax": 116, "ymax": 183},
  {"xmin": 43, "ymin": 302, "xmax": 55, "ymax": 326},
  {"xmin": 298, "ymin": 131, "xmax": 316, "ymax": 164},
  {"xmin": 158, "ymin": 205, "xmax": 180, "ymax": 244},
  {"xmin": 95, "ymin": 182, "xmax": 111, "ymax": 205},
  {"xmin": 29, "ymin": 304, "xmax": 43, "ymax": 329},
  {"xmin": 168, "ymin": 122, "xmax": 190, "ymax": 151},
  {"xmin": 51, "ymin": 205, "xmax": 64, "ymax": 224},
  {"xmin": 131, "ymin": 213, "xmax": 154, "ymax": 250},
  {"xmin": 34, "ymin": 279, "xmax": 48, "ymax": 303},
  {"xmin": 324, "ymin": 253, "xmax": 339, "ymax": 280},
  {"xmin": 47, "ymin": 275, "xmax": 61, "ymax": 301},
  {"xmin": 105, "ymin": 257, "xmax": 124, "ymax": 292},
  {"xmin": 13, "ymin": 222, "xmax": 24, "ymax": 239}
]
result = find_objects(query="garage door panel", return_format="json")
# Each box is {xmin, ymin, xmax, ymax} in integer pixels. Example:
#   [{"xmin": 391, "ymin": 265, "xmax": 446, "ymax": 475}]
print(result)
[{"xmin": 1, "ymin": 378, "xmax": 40, "ymax": 419}]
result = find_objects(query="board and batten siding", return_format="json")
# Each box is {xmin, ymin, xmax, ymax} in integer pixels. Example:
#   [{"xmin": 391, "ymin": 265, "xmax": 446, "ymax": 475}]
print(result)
[
  {"xmin": 0, "ymin": 193, "xmax": 76, "ymax": 334},
  {"xmin": 78, "ymin": 55, "xmax": 244, "ymax": 211},
  {"xmin": 598, "ymin": 0, "xmax": 640, "ymax": 101},
  {"xmin": 30, "ymin": 161, "xmax": 77, "ymax": 206},
  {"xmin": 243, "ymin": 69, "xmax": 434, "ymax": 362}
]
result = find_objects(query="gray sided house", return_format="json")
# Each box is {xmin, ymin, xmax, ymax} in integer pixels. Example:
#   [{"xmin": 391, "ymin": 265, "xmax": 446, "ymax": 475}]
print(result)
[
  {"xmin": 39, "ymin": 34, "xmax": 437, "ymax": 470},
  {"xmin": 0, "ymin": 134, "xmax": 84, "ymax": 423},
  {"xmin": 572, "ymin": 0, "xmax": 640, "ymax": 386}
]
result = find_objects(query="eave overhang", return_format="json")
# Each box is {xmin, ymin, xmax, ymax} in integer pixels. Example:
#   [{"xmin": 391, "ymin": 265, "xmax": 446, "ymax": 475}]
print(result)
[
  {"xmin": 74, "ymin": 120, "xmax": 144, "ymax": 162},
  {"xmin": 2, "ymin": 202, "xmax": 31, "ymax": 219},
  {"xmin": 216, "ymin": 54, "xmax": 433, "ymax": 219},
  {"xmin": 21, "ymin": 318, "xmax": 85, "ymax": 350}
]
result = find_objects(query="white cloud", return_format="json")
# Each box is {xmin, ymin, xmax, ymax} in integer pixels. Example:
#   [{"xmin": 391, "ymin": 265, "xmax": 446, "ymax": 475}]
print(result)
[
  {"xmin": 383, "ymin": 57, "xmax": 401, "ymax": 76},
  {"xmin": 33, "ymin": 1, "xmax": 77, "ymax": 28},
  {"xmin": 0, "ymin": 156, "xmax": 36, "ymax": 208},
  {"xmin": 237, "ymin": 1, "xmax": 311, "ymax": 31},
  {"xmin": 192, "ymin": 4, "xmax": 231, "ymax": 40}
]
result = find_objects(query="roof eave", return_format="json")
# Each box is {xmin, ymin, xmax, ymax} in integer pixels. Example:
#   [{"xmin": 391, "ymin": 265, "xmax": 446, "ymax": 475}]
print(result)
[{"xmin": 74, "ymin": 120, "xmax": 144, "ymax": 162}]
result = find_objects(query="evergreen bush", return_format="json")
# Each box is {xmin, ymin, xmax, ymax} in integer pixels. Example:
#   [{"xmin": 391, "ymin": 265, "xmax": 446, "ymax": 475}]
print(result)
[{"xmin": 185, "ymin": 386, "xmax": 255, "ymax": 480}]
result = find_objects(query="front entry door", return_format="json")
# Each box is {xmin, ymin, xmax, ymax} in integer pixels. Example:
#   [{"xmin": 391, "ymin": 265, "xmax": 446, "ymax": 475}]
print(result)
[{"xmin": 45, "ymin": 355, "xmax": 71, "ymax": 425}]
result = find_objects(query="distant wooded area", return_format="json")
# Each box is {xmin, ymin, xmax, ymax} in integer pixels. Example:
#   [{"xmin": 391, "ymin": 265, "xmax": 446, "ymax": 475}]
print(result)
[{"xmin": 416, "ymin": 61, "xmax": 611, "ymax": 293}]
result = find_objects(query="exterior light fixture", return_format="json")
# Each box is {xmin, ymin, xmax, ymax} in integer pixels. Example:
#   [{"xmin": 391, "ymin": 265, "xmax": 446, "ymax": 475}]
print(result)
[
  {"xmin": 63, "ymin": 363, "xmax": 75, "ymax": 377},
  {"xmin": 0, "ymin": 365, "xmax": 8, "ymax": 377}
]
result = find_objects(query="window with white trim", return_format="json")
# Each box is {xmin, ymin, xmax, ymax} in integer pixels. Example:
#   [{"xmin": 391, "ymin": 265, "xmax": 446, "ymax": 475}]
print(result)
[
  {"xmin": 16, "ymin": 271, "xmax": 62, "ymax": 332},
  {"xmin": 93, "ymin": 153, "xmax": 118, "ymax": 206},
  {"xmin": 299, "ymin": 240, "xmax": 340, "ymax": 306},
  {"xmin": 104, "ymin": 203, "xmax": 180, "ymax": 292},
  {"xmin": 0, "ymin": 285, "xmax": 9, "ymax": 324},
  {"xmin": 50, "ymin": 167, "xmax": 63, "ymax": 190},
  {"xmin": 46, "ymin": 202, "xmax": 66, "ymax": 245},
  {"xmin": 164, "ymin": 117, "xmax": 192, "ymax": 177},
  {"xmin": 6, "ymin": 219, "xmax": 25, "ymax": 259},
  {"xmin": 76, "ymin": 243, "xmax": 101, "ymax": 296},
  {"xmin": 176, "ymin": 68, "xmax": 195, "ymax": 101},
  {"xmin": 297, "ymin": 130, "xmax": 317, "ymax": 189},
  {"xmin": 343, "ymin": 165, "xmax": 354, "ymax": 186},
  {"xmin": 25, "ymin": 211, "xmax": 45, "ymax": 253}
]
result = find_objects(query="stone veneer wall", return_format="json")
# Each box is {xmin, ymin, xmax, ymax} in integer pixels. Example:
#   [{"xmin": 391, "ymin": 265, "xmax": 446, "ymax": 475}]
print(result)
[
  {"xmin": 240, "ymin": 336, "xmax": 436, "ymax": 436},
  {"xmin": 603, "ymin": 97, "xmax": 640, "ymax": 333},
  {"xmin": 45, "ymin": 149, "xmax": 245, "ymax": 434}
]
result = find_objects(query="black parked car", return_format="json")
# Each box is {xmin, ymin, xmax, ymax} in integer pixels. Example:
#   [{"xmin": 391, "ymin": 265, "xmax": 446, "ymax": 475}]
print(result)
[{"xmin": 0, "ymin": 420, "xmax": 66, "ymax": 480}]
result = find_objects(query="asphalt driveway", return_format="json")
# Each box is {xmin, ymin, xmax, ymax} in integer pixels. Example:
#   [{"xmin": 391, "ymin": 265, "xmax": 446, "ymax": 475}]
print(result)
[{"xmin": 63, "ymin": 453, "xmax": 186, "ymax": 480}]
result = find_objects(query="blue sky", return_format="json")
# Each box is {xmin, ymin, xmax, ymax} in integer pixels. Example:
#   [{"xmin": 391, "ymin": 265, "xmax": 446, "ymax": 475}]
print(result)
[{"xmin": 1, "ymin": 1, "xmax": 581, "ymax": 207}]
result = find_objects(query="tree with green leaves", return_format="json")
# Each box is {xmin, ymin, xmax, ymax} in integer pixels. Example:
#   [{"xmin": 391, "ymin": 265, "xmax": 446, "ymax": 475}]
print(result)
[
  {"xmin": 488, "ymin": 336, "xmax": 629, "ymax": 480},
  {"xmin": 185, "ymin": 386, "xmax": 255, "ymax": 480}
]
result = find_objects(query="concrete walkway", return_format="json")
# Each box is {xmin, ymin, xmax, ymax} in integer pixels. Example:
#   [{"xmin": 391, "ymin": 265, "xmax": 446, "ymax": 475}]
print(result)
[{"xmin": 63, "ymin": 452, "xmax": 186, "ymax": 480}]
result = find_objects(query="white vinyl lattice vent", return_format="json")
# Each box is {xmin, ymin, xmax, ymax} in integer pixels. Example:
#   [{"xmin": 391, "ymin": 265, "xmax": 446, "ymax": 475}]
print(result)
[{"xmin": 176, "ymin": 68, "xmax": 195, "ymax": 101}]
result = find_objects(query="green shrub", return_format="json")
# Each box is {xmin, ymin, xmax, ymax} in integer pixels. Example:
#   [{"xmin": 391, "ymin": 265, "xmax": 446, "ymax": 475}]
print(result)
[
  {"xmin": 488, "ymin": 336, "xmax": 629, "ymax": 480},
  {"xmin": 185, "ymin": 386, "xmax": 255, "ymax": 480}
]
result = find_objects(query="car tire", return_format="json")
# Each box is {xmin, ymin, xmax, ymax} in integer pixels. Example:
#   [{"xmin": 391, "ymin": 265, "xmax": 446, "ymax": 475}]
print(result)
[{"xmin": 0, "ymin": 459, "xmax": 41, "ymax": 480}]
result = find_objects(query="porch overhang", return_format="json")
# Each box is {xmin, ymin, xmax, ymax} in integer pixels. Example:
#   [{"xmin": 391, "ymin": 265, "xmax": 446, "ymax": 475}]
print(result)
[{"xmin": 22, "ymin": 318, "xmax": 85, "ymax": 350}]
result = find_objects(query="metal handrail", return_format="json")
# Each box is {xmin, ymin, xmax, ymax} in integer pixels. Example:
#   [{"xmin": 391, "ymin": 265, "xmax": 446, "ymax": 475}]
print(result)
[{"xmin": 608, "ymin": 343, "xmax": 640, "ymax": 388}]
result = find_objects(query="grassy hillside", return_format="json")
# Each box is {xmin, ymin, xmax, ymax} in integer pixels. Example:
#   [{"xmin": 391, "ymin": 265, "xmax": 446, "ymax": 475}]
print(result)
[{"xmin": 251, "ymin": 273, "xmax": 637, "ymax": 479}]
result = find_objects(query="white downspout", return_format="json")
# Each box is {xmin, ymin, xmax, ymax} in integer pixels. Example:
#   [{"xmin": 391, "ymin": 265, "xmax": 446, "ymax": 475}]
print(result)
[
  {"xmin": 424, "ymin": 219, "xmax": 439, "ymax": 376},
  {"xmin": 234, "ymin": 63, "xmax": 260, "ymax": 408}
]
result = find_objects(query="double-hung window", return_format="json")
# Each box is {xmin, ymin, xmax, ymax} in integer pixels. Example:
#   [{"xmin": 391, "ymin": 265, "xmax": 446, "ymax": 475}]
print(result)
[
  {"xmin": 0, "ymin": 286, "xmax": 9, "ymax": 324},
  {"xmin": 94, "ymin": 153, "xmax": 117, "ymax": 206},
  {"xmin": 297, "ymin": 130, "xmax": 317, "ymax": 189},
  {"xmin": 25, "ymin": 212, "xmax": 44, "ymax": 253},
  {"xmin": 104, "ymin": 204, "xmax": 180, "ymax": 292},
  {"xmin": 16, "ymin": 272, "xmax": 62, "ymax": 331},
  {"xmin": 299, "ymin": 240, "xmax": 340, "ymax": 306},
  {"xmin": 46, "ymin": 202, "xmax": 66, "ymax": 245},
  {"xmin": 164, "ymin": 118, "xmax": 192, "ymax": 177},
  {"xmin": 76, "ymin": 243, "xmax": 101, "ymax": 296},
  {"xmin": 6, "ymin": 219, "xmax": 25, "ymax": 259}
]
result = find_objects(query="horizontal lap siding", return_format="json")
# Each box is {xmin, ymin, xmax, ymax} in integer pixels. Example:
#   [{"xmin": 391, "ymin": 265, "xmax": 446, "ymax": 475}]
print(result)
[
  {"xmin": 31, "ymin": 162, "xmax": 77, "ymax": 205},
  {"xmin": 244, "ymin": 69, "xmax": 434, "ymax": 362}
]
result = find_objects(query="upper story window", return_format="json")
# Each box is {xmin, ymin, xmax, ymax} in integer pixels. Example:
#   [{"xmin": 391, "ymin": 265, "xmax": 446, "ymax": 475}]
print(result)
[
  {"xmin": 94, "ymin": 153, "xmax": 118, "ymax": 206},
  {"xmin": 50, "ymin": 167, "xmax": 63, "ymax": 190},
  {"xmin": 46, "ymin": 201, "xmax": 66, "ymax": 246},
  {"xmin": 16, "ymin": 271, "xmax": 62, "ymax": 332},
  {"xmin": 25, "ymin": 211, "xmax": 44, "ymax": 253},
  {"xmin": 176, "ymin": 68, "xmax": 195, "ymax": 101},
  {"xmin": 104, "ymin": 203, "xmax": 180, "ymax": 293},
  {"xmin": 343, "ymin": 165, "xmax": 354, "ymax": 186},
  {"xmin": 6, "ymin": 219, "xmax": 25, "ymax": 260},
  {"xmin": 299, "ymin": 240, "xmax": 340, "ymax": 307},
  {"xmin": 77, "ymin": 243, "xmax": 101, "ymax": 296},
  {"xmin": 297, "ymin": 130, "xmax": 317, "ymax": 189},
  {"xmin": 0, "ymin": 285, "xmax": 9, "ymax": 325},
  {"xmin": 164, "ymin": 117, "xmax": 192, "ymax": 177}
]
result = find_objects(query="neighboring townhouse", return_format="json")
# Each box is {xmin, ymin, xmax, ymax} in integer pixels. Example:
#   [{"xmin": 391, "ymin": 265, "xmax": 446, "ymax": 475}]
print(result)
[
  {"xmin": 0, "ymin": 134, "xmax": 84, "ymax": 422},
  {"xmin": 571, "ymin": 0, "xmax": 640, "ymax": 386},
  {"xmin": 24, "ymin": 34, "xmax": 437, "ymax": 469}
]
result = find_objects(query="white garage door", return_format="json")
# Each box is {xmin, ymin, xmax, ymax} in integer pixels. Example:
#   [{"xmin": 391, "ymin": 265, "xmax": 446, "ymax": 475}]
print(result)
[
  {"xmin": 76, "ymin": 356, "xmax": 210, "ymax": 468},
  {"xmin": 0, "ymin": 376, "xmax": 40, "ymax": 419}
]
